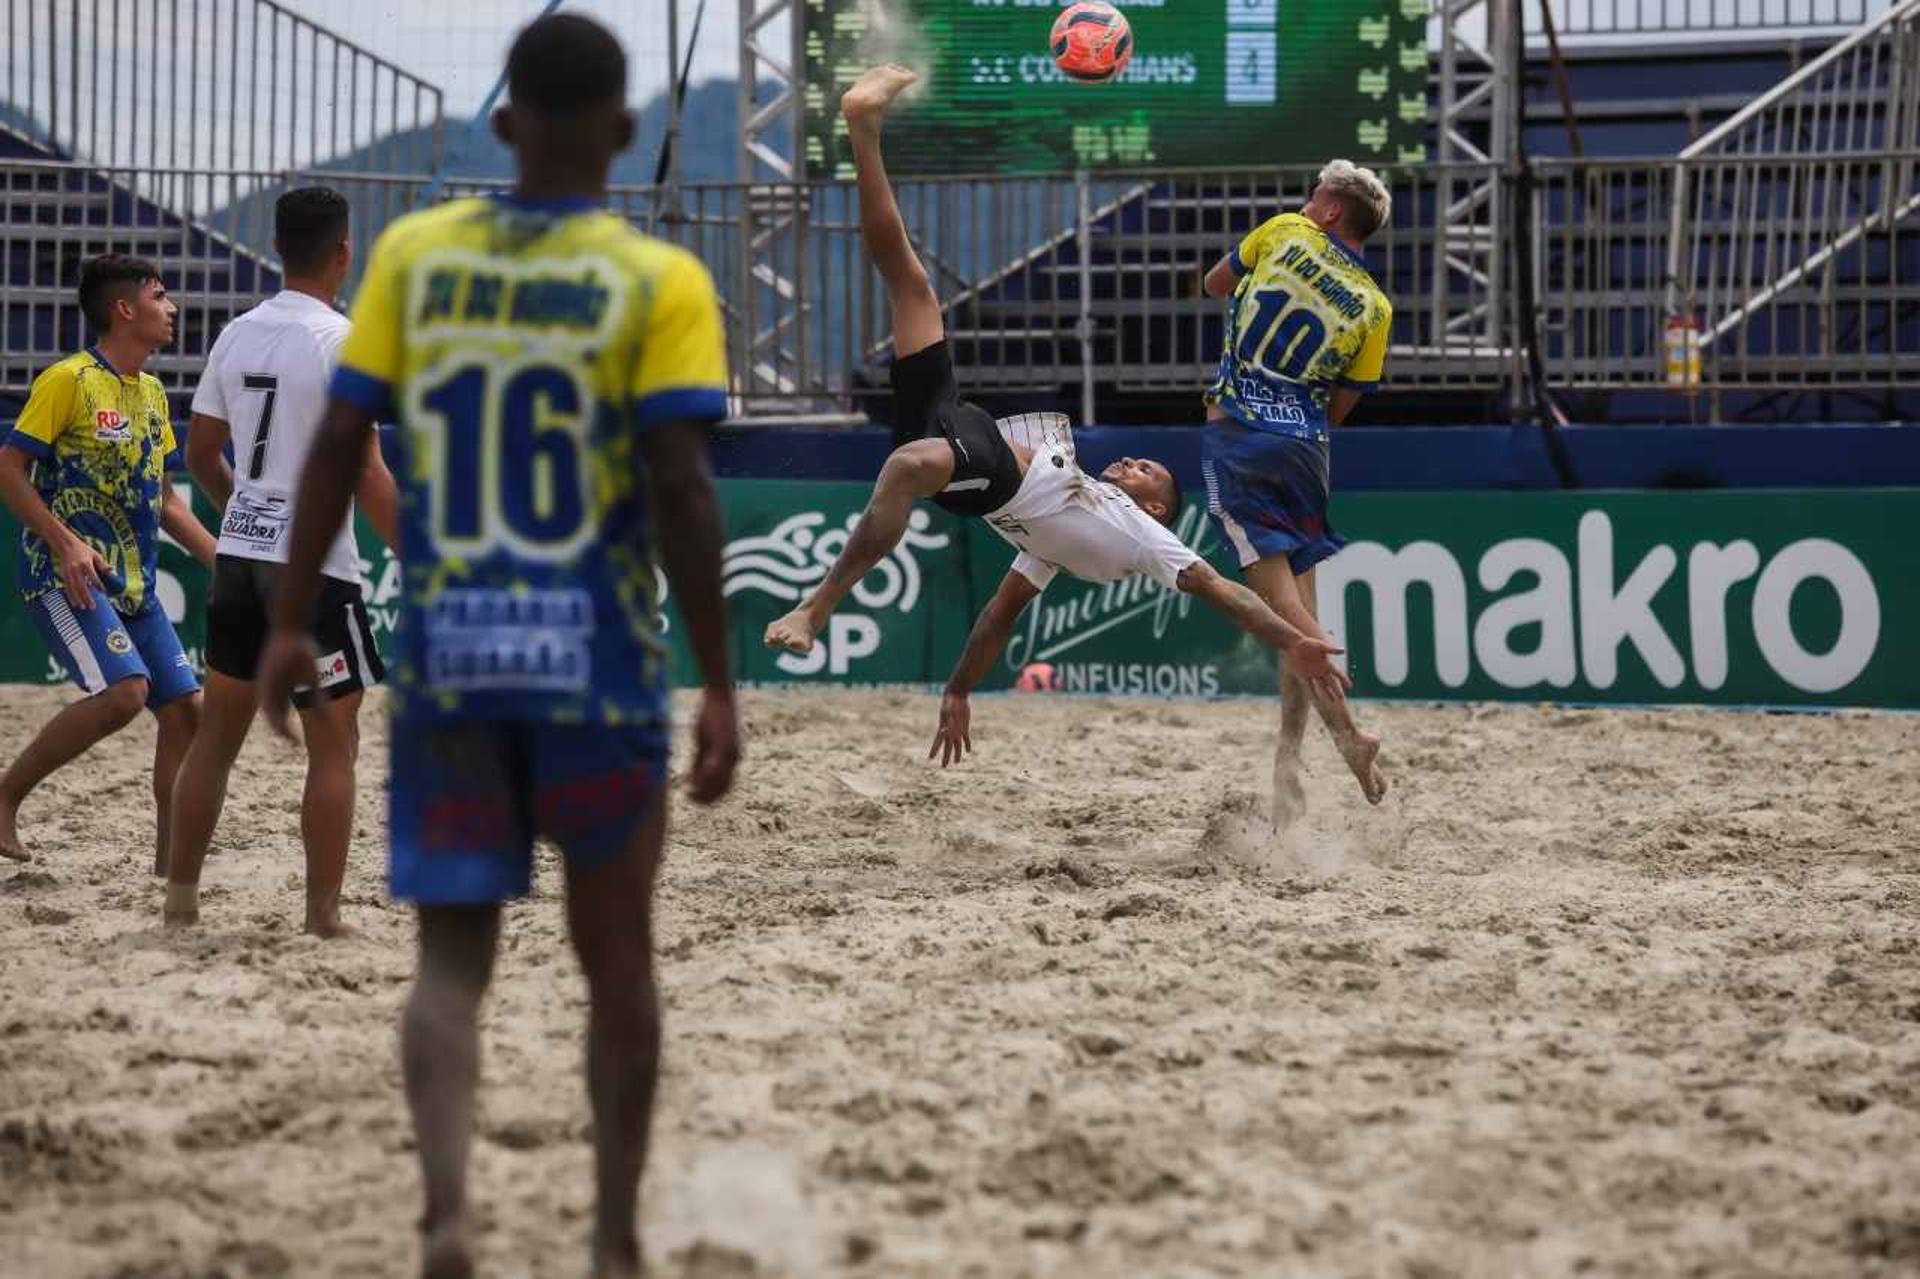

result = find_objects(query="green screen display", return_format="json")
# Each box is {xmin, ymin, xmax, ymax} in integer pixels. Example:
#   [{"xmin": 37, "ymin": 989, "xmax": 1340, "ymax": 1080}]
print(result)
[{"xmin": 801, "ymin": 0, "xmax": 1429, "ymax": 178}]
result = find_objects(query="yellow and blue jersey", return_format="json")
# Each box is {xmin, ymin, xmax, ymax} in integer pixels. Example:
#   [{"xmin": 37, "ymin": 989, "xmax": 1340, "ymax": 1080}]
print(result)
[
  {"xmin": 6, "ymin": 349, "xmax": 177, "ymax": 614},
  {"xmin": 330, "ymin": 194, "xmax": 729, "ymax": 727},
  {"xmin": 1205, "ymin": 212, "xmax": 1393, "ymax": 442}
]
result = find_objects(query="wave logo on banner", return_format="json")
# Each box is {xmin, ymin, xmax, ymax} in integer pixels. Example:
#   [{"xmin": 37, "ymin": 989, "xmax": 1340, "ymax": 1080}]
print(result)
[
  {"xmin": 722, "ymin": 509, "xmax": 950, "ymax": 614},
  {"xmin": 723, "ymin": 509, "xmax": 953, "ymax": 677}
]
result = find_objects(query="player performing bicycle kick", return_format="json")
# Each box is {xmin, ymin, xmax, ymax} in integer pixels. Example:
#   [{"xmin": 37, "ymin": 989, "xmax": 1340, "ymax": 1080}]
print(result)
[{"xmin": 763, "ymin": 66, "xmax": 1380, "ymax": 787}]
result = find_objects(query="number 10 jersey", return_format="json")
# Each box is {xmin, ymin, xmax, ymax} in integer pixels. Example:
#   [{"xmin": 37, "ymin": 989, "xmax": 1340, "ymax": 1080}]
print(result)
[
  {"xmin": 1205, "ymin": 211, "xmax": 1392, "ymax": 443},
  {"xmin": 328, "ymin": 194, "xmax": 729, "ymax": 727},
  {"xmin": 193, "ymin": 289, "xmax": 360, "ymax": 582}
]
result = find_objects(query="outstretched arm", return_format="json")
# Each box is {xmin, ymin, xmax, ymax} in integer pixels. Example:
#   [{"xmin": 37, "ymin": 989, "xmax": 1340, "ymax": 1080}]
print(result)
[
  {"xmin": 1176, "ymin": 561, "xmax": 1350, "ymax": 701},
  {"xmin": 930, "ymin": 569, "xmax": 1041, "ymax": 767}
]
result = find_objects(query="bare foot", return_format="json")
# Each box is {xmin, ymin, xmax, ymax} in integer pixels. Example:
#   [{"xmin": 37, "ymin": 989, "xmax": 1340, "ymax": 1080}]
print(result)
[
  {"xmin": 422, "ymin": 1222, "xmax": 474, "ymax": 1279},
  {"xmin": 763, "ymin": 607, "xmax": 819, "ymax": 654},
  {"xmin": 840, "ymin": 64, "xmax": 919, "ymax": 126},
  {"xmin": 0, "ymin": 794, "xmax": 26, "ymax": 862},
  {"xmin": 1342, "ymin": 731, "xmax": 1388, "ymax": 805},
  {"xmin": 306, "ymin": 914, "xmax": 360, "ymax": 941},
  {"xmin": 590, "ymin": 1238, "xmax": 642, "ymax": 1279},
  {"xmin": 1271, "ymin": 758, "xmax": 1307, "ymax": 832},
  {"xmin": 163, "ymin": 882, "xmax": 199, "ymax": 929}
]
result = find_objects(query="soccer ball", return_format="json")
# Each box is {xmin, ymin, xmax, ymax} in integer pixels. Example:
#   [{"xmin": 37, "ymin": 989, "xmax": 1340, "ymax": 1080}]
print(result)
[
  {"xmin": 1016, "ymin": 662, "xmax": 1062, "ymax": 692},
  {"xmin": 1050, "ymin": 2, "xmax": 1133, "ymax": 84}
]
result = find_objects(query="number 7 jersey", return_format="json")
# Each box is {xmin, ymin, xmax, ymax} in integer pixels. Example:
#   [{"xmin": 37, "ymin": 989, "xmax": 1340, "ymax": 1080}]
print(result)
[
  {"xmin": 329, "ymin": 194, "xmax": 729, "ymax": 726},
  {"xmin": 1205, "ymin": 211, "xmax": 1392, "ymax": 442}
]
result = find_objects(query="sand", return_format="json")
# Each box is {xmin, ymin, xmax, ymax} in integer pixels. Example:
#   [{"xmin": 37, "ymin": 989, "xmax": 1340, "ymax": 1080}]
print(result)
[{"xmin": 1, "ymin": 683, "xmax": 1917, "ymax": 1278}]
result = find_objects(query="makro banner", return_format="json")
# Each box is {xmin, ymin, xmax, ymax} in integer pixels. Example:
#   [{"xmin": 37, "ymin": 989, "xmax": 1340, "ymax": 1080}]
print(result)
[{"xmin": 1, "ymin": 482, "xmax": 1912, "ymax": 709}]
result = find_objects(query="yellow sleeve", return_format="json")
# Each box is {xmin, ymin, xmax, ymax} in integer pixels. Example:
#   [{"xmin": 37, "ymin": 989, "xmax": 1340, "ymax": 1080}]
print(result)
[
  {"xmin": 7, "ymin": 362, "xmax": 79, "ymax": 457},
  {"xmin": 1231, "ymin": 215, "xmax": 1285, "ymax": 280},
  {"xmin": 1341, "ymin": 302, "xmax": 1393, "ymax": 390},
  {"xmin": 331, "ymin": 224, "xmax": 409, "ymax": 418},
  {"xmin": 630, "ymin": 250, "xmax": 729, "ymax": 429}
]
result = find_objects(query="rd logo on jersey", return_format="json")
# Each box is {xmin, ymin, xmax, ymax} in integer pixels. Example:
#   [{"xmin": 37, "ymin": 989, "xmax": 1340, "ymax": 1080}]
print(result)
[{"xmin": 93, "ymin": 409, "xmax": 130, "ymax": 441}]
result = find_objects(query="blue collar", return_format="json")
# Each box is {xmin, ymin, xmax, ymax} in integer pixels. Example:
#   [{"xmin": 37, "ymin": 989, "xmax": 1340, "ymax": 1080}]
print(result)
[
  {"xmin": 491, "ymin": 191, "xmax": 601, "ymax": 215},
  {"xmin": 1325, "ymin": 233, "xmax": 1368, "ymax": 269},
  {"xmin": 87, "ymin": 346, "xmax": 131, "ymax": 378}
]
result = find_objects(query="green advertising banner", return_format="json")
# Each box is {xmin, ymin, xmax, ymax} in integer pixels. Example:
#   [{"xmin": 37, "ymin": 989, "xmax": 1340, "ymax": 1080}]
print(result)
[{"xmin": 1, "ymin": 483, "xmax": 1913, "ymax": 709}]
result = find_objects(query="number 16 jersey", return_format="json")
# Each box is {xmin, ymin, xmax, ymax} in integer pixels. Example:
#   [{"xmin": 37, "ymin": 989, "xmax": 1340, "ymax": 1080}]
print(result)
[
  {"xmin": 192, "ymin": 290, "xmax": 360, "ymax": 582},
  {"xmin": 329, "ymin": 194, "xmax": 729, "ymax": 727},
  {"xmin": 1205, "ymin": 211, "xmax": 1392, "ymax": 443}
]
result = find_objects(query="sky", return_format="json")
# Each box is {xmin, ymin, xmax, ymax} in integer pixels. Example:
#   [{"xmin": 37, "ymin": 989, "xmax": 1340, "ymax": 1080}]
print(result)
[{"xmin": 290, "ymin": 0, "xmax": 749, "ymax": 115}]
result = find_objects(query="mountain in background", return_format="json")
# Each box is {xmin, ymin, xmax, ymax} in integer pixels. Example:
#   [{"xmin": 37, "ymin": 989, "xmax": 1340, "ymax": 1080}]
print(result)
[{"xmin": 200, "ymin": 78, "xmax": 756, "ymax": 249}]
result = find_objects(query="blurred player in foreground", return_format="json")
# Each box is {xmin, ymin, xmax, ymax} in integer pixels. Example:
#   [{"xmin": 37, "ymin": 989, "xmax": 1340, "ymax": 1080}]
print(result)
[
  {"xmin": 0, "ymin": 254, "xmax": 215, "ymax": 867},
  {"xmin": 1201, "ymin": 161, "xmax": 1396, "ymax": 823},
  {"xmin": 765, "ymin": 66, "xmax": 1349, "ymax": 754},
  {"xmin": 256, "ymin": 15, "xmax": 738, "ymax": 1276},
  {"xmin": 164, "ymin": 187, "xmax": 399, "ymax": 938}
]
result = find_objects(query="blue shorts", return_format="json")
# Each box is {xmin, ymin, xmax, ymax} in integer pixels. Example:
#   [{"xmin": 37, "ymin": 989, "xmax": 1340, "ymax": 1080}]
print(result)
[
  {"xmin": 389, "ymin": 720, "xmax": 669, "ymax": 905},
  {"xmin": 1201, "ymin": 417, "xmax": 1346, "ymax": 575},
  {"xmin": 27, "ymin": 589, "xmax": 199, "ymax": 708}
]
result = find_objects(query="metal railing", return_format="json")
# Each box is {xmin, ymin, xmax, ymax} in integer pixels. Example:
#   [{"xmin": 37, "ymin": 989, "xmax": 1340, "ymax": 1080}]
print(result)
[
  {"xmin": 1541, "ymin": 153, "xmax": 1917, "ymax": 385},
  {"xmin": 1523, "ymin": 0, "xmax": 1882, "ymax": 37},
  {"xmin": 1, "ymin": 0, "xmax": 443, "ymax": 213},
  {"xmin": 2, "ymin": 152, "xmax": 1913, "ymax": 405}
]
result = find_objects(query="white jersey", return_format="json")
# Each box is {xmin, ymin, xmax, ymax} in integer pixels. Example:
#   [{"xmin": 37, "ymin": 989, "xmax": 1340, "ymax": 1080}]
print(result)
[
  {"xmin": 190, "ymin": 290, "xmax": 360, "ymax": 582},
  {"xmin": 984, "ymin": 413, "xmax": 1200, "ymax": 591}
]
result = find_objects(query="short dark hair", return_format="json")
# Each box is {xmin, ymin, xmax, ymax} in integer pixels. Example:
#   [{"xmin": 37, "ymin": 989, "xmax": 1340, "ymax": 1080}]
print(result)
[
  {"xmin": 78, "ymin": 253, "xmax": 162, "ymax": 332},
  {"xmin": 507, "ymin": 13, "xmax": 627, "ymax": 117},
  {"xmin": 275, "ymin": 187, "xmax": 350, "ymax": 275}
]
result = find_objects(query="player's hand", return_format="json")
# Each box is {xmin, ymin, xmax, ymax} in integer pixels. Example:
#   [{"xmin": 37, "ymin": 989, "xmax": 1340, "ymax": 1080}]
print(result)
[
  {"xmin": 256, "ymin": 628, "xmax": 319, "ymax": 742},
  {"xmin": 686, "ymin": 687, "xmax": 740, "ymax": 805},
  {"xmin": 52, "ymin": 533, "xmax": 108, "ymax": 609},
  {"xmin": 1288, "ymin": 636, "xmax": 1351, "ymax": 701},
  {"xmin": 929, "ymin": 691, "xmax": 972, "ymax": 768}
]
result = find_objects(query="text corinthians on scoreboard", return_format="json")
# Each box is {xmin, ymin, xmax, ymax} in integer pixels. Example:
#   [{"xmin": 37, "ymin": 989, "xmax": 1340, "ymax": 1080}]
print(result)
[{"xmin": 800, "ymin": 0, "xmax": 1430, "ymax": 178}]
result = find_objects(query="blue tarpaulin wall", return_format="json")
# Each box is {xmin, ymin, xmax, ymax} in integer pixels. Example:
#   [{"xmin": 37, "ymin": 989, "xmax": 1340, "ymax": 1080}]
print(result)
[{"xmin": 710, "ymin": 424, "xmax": 1920, "ymax": 490}]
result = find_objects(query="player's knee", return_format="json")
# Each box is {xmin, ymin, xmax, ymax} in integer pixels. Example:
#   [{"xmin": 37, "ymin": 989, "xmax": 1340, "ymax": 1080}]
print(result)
[
  {"xmin": 879, "ymin": 441, "xmax": 950, "ymax": 496},
  {"xmin": 97, "ymin": 677, "xmax": 148, "ymax": 726}
]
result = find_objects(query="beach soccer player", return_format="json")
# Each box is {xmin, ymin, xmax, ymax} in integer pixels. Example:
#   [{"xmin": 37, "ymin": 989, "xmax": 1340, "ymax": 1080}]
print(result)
[
  {"xmin": 1200, "ymin": 161, "xmax": 1396, "ymax": 823},
  {"xmin": 0, "ymin": 254, "xmax": 216, "ymax": 869},
  {"xmin": 763, "ymin": 66, "xmax": 1350, "ymax": 741},
  {"xmin": 254, "ymin": 15, "xmax": 739, "ymax": 1277},
  {"xmin": 164, "ymin": 187, "xmax": 400, "ymax": 939}
]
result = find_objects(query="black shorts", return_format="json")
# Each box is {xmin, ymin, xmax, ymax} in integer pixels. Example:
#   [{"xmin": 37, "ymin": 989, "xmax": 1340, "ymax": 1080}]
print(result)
[
  {"xmin": 205, "ymin": 555, "xmax": 384, "ymax": 707},
  {"xmin": 891, "ymin": 341, "xmax": 1023, "ymax": 517}
]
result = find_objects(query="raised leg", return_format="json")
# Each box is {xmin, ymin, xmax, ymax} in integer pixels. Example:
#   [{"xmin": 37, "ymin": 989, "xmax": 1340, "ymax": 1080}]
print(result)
[
  {"xmin": 842, "ymin": 65, "xmax": 943, "ymax": 359},
  {"xmin": 164, "ymin": 672, "xmax": 255, "ymax": 923},
  {"xmin": 563, "ymin": 800, "xmax": 670, "ymax": 1279},
  {"xmin": 763, "ymin": 438, "xmax": 954, "ymax": 654},
  {"xmin": 297, "ymin": 690, "xmax": 363, "ymax": 938},
  {"xmin": 403, "ymin": 903, "xmax": 502, "ymax": 1279},
  {"xmin": 0, "ymin": 676, "xmax": 148, "ymax": 863}
]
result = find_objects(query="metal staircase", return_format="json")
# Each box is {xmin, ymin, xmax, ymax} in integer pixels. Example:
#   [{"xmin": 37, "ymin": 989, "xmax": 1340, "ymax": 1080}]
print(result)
[{"xmin": 0, "ymin": 0, "xmax": 442, "ymax": 407}]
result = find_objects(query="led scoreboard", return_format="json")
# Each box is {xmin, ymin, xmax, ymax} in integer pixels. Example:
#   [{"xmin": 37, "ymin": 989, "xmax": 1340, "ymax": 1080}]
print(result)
[{"xmin": 801, "ymin": 0, "xmax": 1429, "ymax": 179}]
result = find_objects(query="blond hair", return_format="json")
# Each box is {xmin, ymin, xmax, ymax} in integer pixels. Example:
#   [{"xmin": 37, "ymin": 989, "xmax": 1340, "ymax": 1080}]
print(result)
[{"xmin": 1317, "ymin": 159, "xmax": 1391, "ymax": 240}]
